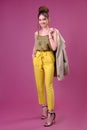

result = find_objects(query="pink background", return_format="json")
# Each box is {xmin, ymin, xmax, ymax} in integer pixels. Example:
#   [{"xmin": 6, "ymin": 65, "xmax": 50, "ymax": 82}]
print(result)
[{"xmin": 0, "ymin": 0, "xmax": 87, "ymax": 130}]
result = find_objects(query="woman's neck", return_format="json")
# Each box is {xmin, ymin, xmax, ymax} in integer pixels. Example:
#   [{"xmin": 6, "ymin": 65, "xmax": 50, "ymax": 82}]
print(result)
[
  {"xmin": 40, "ymin": 26, "xmax": 50, "ymax": 35},
  {"xmin": 42, "ymin": 26, "xmax": 50, "ymax": 31}
]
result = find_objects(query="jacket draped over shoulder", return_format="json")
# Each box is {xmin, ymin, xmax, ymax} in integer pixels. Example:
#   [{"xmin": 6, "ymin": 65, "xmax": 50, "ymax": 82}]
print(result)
[{"xmin": 54, "ymin": 29, "xmax": 69, "ymax": 80}]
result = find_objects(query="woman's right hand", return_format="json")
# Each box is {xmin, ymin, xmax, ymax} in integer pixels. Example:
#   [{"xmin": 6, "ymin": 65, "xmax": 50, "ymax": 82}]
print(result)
[{"xmin": 32, "ymin": 52, "xmax": 36, "ymax": 58}]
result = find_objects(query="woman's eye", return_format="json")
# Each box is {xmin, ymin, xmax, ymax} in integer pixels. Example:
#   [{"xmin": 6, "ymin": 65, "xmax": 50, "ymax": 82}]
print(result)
[
  {"xmin": 39, "ymin": 18, "xmax": 46, "ymax": 21},
  {"xmin": 43, "ymin": 18, "xmax": 46, "ymax": 20}
]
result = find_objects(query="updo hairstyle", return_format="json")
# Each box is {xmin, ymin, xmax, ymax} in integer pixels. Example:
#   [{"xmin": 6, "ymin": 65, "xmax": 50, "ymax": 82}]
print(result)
[{"xmin": 38, "ymin": 6, "xmax": 49, "ymax": 19}]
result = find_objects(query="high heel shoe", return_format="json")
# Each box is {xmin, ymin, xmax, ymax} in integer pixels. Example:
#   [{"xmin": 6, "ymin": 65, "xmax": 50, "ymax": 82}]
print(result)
[
  {"xmin": 41, "ymin": 105, "xmax": 48, "ymax": 119},
  {"xmin": 44, "ymin": 111, "xmax": 56, "ymax": 127}
]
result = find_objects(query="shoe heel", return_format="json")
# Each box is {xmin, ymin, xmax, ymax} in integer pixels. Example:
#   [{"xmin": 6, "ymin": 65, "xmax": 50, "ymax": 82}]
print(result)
[
  {"xmin": 44, "ymin": 111, "xmax": 56, "ymax": 127},
  {"xmin": 53, "ymin": 119, "xmax": 55, "ymax": 124}
]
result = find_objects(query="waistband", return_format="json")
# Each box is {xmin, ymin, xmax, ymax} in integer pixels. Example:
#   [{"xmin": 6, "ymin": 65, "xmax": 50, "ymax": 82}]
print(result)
[{"xmin": 36, "ymin": 50, "xmax": 52, "ymax": 52}]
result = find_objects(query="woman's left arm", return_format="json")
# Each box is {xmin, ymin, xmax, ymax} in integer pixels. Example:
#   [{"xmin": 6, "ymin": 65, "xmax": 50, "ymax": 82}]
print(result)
[{"xmin": 48, "ymin": 28, "xmax": 57, "ymax": 51}]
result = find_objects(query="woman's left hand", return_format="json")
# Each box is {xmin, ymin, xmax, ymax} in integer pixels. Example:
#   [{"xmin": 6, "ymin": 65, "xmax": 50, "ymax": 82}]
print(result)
[
  {"xmin": 48, "ymin": 28, "xmax": 57, "ymax": 51},
  {"xmin": 48, "ymin": 28, "xmax": 54, "ymax": 38}
]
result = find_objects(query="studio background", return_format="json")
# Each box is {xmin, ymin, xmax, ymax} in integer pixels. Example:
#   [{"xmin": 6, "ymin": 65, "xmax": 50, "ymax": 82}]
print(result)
[{"xmin": 0, "ymin": 0, "xmax": 87, "ymax": 130}]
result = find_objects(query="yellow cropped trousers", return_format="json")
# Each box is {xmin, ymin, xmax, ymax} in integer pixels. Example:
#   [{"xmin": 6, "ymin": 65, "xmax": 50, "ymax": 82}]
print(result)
[{"xmin": 33, "ymin": 51, "xmax": 55, "ymax": 110}]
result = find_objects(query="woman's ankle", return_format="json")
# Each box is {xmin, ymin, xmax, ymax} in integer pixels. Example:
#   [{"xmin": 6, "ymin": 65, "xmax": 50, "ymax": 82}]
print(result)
[
  {"xmin": 42, "ymin": 105, "xmax": 48, "ymax": 114},
  {"xmin": 42, "ymin": 104, "xmax": 47, "ymax": 107},
  {"xmin": 41, "ymin": 105, "xmax": 48, "ymax": 119}
]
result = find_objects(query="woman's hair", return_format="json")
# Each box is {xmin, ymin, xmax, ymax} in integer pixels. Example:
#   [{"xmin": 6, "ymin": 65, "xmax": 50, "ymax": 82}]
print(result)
[{"xmin": 38, "ymin": 6, "xmax": 49, "ymax": 19}]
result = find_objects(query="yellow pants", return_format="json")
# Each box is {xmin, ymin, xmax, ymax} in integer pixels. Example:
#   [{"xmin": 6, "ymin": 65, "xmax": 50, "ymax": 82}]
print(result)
[{"xmin": 33, "ymin": 51, "xmax": 55, "ymax": 110}]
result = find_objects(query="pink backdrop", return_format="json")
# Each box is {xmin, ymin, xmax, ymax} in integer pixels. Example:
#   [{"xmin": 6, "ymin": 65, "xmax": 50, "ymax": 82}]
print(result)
[{"xmin": 0, "ymin": 0, "xmax": 87, "ymax": 130}]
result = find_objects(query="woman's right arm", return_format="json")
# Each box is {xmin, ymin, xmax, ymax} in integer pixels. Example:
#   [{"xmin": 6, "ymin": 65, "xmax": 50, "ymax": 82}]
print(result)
[{"xmin": 32, "ymin": 31, "xmax": 38, "ymax": 58}]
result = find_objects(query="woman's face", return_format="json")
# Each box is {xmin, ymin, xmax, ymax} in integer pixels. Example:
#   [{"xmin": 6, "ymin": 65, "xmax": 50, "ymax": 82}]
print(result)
[{"xmin": 38, "ymin": 14, "xmax": 49, "ymax": 28}]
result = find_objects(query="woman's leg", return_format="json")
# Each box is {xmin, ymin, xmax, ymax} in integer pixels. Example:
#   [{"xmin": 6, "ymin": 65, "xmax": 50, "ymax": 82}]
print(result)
[
  {"xmin": 33, "ymin": 53, "xmax": 46, "ymax": 105},
  {"xmin": 43, "ymin": 51, "xmax": 56, "ymax": 126},
  {"xmin": 44, "ymin": 62, "xmax": 55, "ymax": 111},
  {"xmin": 33, "ymin": 52, "xmax": 48, "ymax": 118},
  {"xmin": 43, "ymin": 51, "xmax": 55, "ymax": 111}
]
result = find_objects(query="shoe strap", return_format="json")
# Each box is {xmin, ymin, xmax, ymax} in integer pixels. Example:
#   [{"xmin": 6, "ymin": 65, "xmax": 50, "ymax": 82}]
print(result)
[
  {"xmin": 42, "ymin": 105, "xmax": 48, "ymax": 108},
  {"xmin": 48, "ymin": 111, "xmax": 56, "ymax": 116},
  {"xmin": 48, "ymin": 111, "xmax": 54, "ymax": 114}
]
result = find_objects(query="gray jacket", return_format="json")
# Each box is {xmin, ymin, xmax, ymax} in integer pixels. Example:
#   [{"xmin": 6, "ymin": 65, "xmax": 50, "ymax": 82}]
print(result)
[{"xmin": 54, "ymin": 29, "xmax": 69, "ymax": 80}]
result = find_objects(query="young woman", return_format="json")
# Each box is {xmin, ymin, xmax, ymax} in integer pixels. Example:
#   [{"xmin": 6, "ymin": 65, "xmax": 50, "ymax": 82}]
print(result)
[{"xmin": 32, "ymin": 6, "xmax": 57, "ymax": 127}]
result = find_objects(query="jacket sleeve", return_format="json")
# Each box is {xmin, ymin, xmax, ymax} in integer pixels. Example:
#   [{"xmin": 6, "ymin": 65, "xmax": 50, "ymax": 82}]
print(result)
[{"xmin": 62, "ymin": 48, "xmax": 69, "ymax": 75}]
